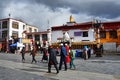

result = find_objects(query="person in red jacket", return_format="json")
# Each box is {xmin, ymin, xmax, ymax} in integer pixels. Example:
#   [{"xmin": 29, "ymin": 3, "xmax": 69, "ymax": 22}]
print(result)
[
  {"xmin": 65, "ymin": 44, "xmax": 70, "ymax": 63},
  {"xmin": 30, "ymin": 45, "xmax": 37, "ymax": 63}
]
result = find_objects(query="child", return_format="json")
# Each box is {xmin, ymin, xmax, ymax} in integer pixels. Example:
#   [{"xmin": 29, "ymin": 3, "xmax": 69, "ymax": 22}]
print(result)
[{"xmin": 69, "ymin": 47, "xmax": 76, "ymax": 69}]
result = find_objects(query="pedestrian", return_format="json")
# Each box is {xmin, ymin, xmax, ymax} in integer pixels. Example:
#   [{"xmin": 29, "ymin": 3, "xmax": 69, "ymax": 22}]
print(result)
[
  {"xmin": 69, "ymin": 47, "xmax": 76, "ymax": 69},
  {"xmin": 30, "ymin": 45, "xmax": 37, "ymax": 63},
  {"xmin": 87, "ymin": 47, "xmax": 91, "ymax": 59},
  {"xmin": 47, "ymin": 45, "xmax": 59, "ymax": 74},
  {"xmin": 83, "ymin": 46, "xmax": 88, "ymax": 60},
  {"xmin": 59, "ymin": 43, "xmax": 67, "ymax": 71},
  {"xmin": 20, "ymin": 47, "xmax": 25, "ymax": 63},
  {"xmin": 41, "ymin": 47, "xmax": 48, "ymax": 62},
  {"xmin": 65, "ymin": 43, "xmax": 70, "ymax": 63}
]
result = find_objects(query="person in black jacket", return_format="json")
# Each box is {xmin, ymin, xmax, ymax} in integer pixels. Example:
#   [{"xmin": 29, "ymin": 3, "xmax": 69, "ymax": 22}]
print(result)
[
  {"xmin": 47, "ymin": 45, "xmax": 59, "ymax": 74},
  {"xmin": 21, "ymin": 47, "xmax": 25, "ymax": 63},
  {"xmin": 41, "ymin": 48, "xmax": 48, "ymax": 62}
]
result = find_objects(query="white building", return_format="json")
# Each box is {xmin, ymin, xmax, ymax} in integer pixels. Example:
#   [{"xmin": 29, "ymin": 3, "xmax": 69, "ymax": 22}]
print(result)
[
  {"xmin": 0, "ymin": 18, "xmax": 38, "ymax": 52},
  {"xmin": 0, "ymin": 18, "xmax": 38, "ymax": 40},
  {"xmin": 51, "ymin": 16, "xmax": 95, "ymax": 45},
  {"xmin": 26, "ymin": 29, "xmax": 51, "ymax": 48},
  {"xmin": 51, "ymin": 28, "xmax": 95, "ymax": 43}
]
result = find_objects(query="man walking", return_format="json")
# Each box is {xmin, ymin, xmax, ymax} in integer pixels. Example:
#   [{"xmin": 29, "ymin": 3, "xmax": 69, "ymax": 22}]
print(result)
[
  {"xmin": 59, "ymin": 43, "xmax": 67, "ymax": 71},
  {"xmin": 47, "ymin": 45, "xmax": 59, "ymax": 74},
  {"xmin": 21, "ymin": 47, "xmax": 25, "ymax": 63}
]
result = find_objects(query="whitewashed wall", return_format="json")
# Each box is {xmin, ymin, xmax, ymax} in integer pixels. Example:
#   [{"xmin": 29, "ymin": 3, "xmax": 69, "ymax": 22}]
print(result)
[
  {"xmin": 9, "ymin": 19, "xmax": 26, "ymax": 39},
  {"xmin": 51, "ymin": 30, "xmax": 63, "ymax": 43},
  {"xmin": 51, "ymin": 29, "xmax": 95, "ymax": 43},
  {"xmin": 103, "ymin": 43, "xmax": 116, "ymax": 52}
]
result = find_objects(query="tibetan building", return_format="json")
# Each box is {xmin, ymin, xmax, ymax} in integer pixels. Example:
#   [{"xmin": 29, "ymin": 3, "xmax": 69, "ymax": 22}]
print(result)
[{"xmin": 51, "ymin": 16, "xmax": 120, "ymax": 52}]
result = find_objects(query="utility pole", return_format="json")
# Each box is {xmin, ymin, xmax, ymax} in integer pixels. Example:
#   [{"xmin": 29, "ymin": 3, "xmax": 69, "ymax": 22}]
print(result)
[{"xmin": 93, "ymin": 19, "xmax": 102, "ymax": 57}]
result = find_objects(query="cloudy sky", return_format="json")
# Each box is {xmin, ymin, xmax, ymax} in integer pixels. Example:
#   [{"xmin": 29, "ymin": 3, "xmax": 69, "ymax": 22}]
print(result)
[{"xmin": 1, "ymin": 0, "xmax": 120, "ymax": 31}]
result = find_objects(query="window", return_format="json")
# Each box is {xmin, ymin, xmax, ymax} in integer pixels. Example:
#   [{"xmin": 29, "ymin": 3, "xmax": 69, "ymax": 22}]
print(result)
[
  {"xmin": 12, "ymin": 31, "xmax": 18, "ymax": 39},
  {"xmin": 74, "ymin": 31, "xmax": 82, "ymax": 36},
  {"xmin": 12, "ymin": 21, "xmax": 19, "ymax": 29},
  {"xmin": 2, "ymin": 21, "xmax": 8, "ymax": 29},
  {"xmin": 100, "ymin": 31, "xmax": 106, "ymax": 38},
  {"xmin": 42, "ymin": 34, "xmax": 47, "ymax": 41},
  {"xmin": 83, "ymin": 31, "xmax": 88, "ymax": 37},
  {"xmin": 29, "ymin": 28, "xmax": 32, "ymax": 32},
  {"xmin": 109, "ymin": 31, "xmax": 117, "ymax": 38},
  {"xmin": 34, "ymin": 29, "xmax": 37, "ymax": 32},
  {"xmin": 27, "ymin": 35, "xmax": 32, "ymax": 39},
  {"xmin": 35, "ymin": 35, "xmax": 40, "ymax": 41},
  {"xmin": 2, "ymin": 30, "xmax": 7, "ymax": 38},
  {"xmin": 23, "ymin": 25, "xmax": 25, "ymax": 30}
]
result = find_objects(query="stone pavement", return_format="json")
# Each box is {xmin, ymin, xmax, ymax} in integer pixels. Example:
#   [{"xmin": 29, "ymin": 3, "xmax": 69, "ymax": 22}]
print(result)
[{"xmin": 0, "ymin": 56, "xmax": 120, "ymax": 80}]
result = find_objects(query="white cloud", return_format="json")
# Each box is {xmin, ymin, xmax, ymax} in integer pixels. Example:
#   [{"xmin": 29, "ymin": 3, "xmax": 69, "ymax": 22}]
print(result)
[
  {"xmin": 2, "ymin": 0, "xmax": 120, "ymax": 31},
  {"xmin": 3, "ymin": 2, "xmax": 73, "ymax": 31}
]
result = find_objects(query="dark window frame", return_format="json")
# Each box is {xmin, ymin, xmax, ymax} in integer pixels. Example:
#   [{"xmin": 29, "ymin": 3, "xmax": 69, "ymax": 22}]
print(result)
[
  {"xmin": 2, "ymin": 21, "xmax": 8, "ymax": 29},
  {"xmin": 42, "ymin": 34, "xmax": 48, "ymax": 41},
  {"xmin": 82, "ymin": 31, "xmax": 88, "ymax": 37},
  {"xmin": 12, "ymin": 21, "xmax": 19, "ymax": 29},
  {"xmin": 109, "ymin": 31, "xmax": 117, "ymax": 39},
  {"xmin": 100, "ymin": 31, "xmax": 106, "ymax": 38},
  {"xmin": 2, "ymin": 30, "xmax": 7, "ymax": 38}
]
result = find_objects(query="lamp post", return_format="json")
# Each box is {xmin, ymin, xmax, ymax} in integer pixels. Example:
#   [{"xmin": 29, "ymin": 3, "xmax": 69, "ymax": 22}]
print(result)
[{"xmin": 93, "ymin": 20, "xmax": 102, "ymax": 57}]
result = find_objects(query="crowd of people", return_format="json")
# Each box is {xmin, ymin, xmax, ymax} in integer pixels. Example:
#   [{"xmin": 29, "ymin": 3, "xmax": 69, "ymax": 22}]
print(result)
[
  {"xmin": 20, "ymin": 43, "xmax": 77, "ymax": 74},
  {"xmin": 20, "ymin": 43, "xmax": 100, "ymax": 74}
]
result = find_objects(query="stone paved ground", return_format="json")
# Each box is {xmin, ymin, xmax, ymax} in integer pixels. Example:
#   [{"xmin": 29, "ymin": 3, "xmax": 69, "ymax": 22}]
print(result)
[
  {"xmin": 0, "ymin": 53, "xmax": 120, "ymax": 80},
  {"xmin": 0, "ymin": 66, "xmax": 57, "ymax": 80}
]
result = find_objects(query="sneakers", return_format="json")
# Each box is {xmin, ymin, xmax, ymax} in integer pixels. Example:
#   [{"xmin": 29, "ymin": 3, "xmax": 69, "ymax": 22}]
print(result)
[{"xmin": 56, "ymin": 71, "xmax": 59, "ymax": 74}]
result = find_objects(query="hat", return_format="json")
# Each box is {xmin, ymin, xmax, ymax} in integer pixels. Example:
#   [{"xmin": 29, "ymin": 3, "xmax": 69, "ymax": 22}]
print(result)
[
  {"xmin": 60, "ymin": 43, "xmax": 63, "ymax": 46},
  {"xmin": 65, "ymin": 43, "xmax": 67, "ymax": 45}
]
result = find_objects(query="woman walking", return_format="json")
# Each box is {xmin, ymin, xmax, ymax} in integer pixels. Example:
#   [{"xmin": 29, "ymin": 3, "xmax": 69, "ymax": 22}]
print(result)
[
  {"xmin": 30, "ymin": 45, "xmax": 37, "ymax": 63},
  {"xmin": 41, "ymin": 47, "xmax": 48, "ymax": 62}
]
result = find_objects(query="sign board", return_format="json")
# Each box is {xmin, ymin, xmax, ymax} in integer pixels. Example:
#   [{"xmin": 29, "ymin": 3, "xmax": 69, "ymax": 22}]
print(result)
[{"xmin": 22, "ymin": 39, "xmax": 31, "ymax": 43}]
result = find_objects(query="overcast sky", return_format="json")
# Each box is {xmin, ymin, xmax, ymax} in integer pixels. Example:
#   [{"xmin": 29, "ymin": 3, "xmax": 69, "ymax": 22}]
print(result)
[{"xmin": 1, "ymin": 0, "xmax": 120, "ymax": 31}]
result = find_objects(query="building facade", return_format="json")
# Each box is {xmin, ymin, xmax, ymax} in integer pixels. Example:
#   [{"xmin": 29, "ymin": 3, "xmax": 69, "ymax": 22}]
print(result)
[
  {"xmin": 0, "ymin": 18, "xmax": 38, "ymax": 52},
  {"xmin": 26, "ymin": 29, "xmax": 51, "ymax": 49},
  {"xmin": 51, "ymin": 16, "xmax": 120, "ymax": 52}
]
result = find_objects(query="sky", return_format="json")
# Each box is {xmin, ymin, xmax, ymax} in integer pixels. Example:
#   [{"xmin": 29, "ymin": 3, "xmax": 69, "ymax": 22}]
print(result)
[{"xmin": 1, "ymin": 0, "xmax": 120, "ymax": 31}]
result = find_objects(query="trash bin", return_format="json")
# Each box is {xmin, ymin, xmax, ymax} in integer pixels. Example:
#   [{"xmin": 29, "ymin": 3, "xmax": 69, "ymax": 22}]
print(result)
[{"xmin": 75, "ymin": 50, "xmax": 83, "ymax": 57}]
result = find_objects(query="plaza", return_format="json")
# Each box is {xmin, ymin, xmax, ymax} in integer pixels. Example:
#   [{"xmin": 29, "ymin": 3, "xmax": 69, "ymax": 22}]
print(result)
[{"xmin": 0, "ymin": 53, "xmax": 120, "ymax": 80}]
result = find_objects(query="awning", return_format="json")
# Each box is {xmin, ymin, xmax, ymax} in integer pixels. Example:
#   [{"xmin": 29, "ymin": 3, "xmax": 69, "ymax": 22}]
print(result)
[{"xmin": 10, "ymin": 43, "xmax": 17, "ymax": 47}]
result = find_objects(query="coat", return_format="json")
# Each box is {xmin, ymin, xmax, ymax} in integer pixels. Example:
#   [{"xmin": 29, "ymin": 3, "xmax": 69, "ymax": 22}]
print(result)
[
  {"xmin": 30, "ymin": 46, "xmax": 37, "ymax": 56},
  {"xmin": 60, "ymin": 46, "xmax": 67, "ymax": 60},
  {"xmin": 48, "ymin": 48, "xmax": 58, "ymax": 65}
]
